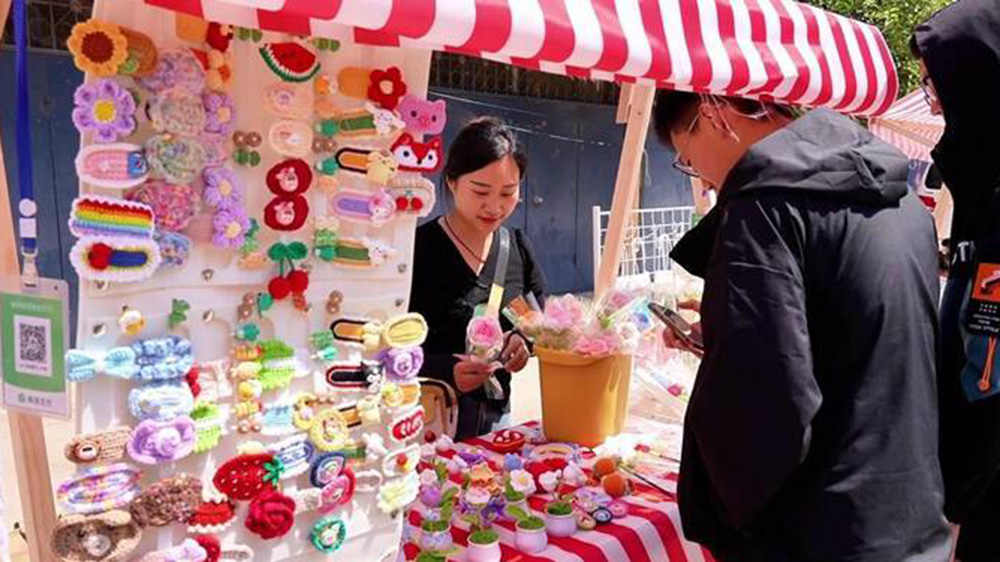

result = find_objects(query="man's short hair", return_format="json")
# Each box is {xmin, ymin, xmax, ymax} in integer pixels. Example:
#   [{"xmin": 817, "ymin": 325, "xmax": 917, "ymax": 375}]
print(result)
[{"xmin": 652, "ymin": 90, "xmax": 795, "ymax": 150}]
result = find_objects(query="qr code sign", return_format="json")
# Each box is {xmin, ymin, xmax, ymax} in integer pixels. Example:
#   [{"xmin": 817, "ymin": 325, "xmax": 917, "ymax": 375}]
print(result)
[{"xmin": 14, "ymin": 315, "xmax": 51, "ymax": 377}]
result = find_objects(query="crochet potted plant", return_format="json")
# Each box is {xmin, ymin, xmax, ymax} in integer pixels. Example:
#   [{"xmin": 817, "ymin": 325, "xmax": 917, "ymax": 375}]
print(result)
[
  {"xmin": 544, "ymin": 498, "xmax": 576, "ymax": 538},
  {"xmin": 502, "ymin": 468, "xmax": 535, "ymax": 519},
  {"xmin": 466, "ymin": 529, "xmax": 501, "ymax": 562},
  {"xmin": 420, "ymin": 487, "xmax": 457, "ymax": 552},
  {"xmin": 507, "ymin": 504, "xmax": 548, "ymax": 554}
]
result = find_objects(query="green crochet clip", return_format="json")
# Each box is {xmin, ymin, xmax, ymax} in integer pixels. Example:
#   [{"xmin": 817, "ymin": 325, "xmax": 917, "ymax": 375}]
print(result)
[
  {"xmin": 169, "ymin": 299, "xmax": 190, "ymax": 329},
  {"xmin": 236, "ymin": 323, "xmax": 261, "ymax": 342}
]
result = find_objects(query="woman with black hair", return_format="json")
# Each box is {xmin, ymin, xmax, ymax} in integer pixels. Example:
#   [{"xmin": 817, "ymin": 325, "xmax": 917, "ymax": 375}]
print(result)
[{"xmin": 410, "ymin": 117, "xmax": 546, "ymax": 439}]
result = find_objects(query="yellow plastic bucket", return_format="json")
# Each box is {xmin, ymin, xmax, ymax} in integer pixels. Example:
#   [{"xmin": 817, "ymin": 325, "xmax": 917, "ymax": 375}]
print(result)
[{"xmin": 536, "ymin": 348, "xmax": 632, "ymax": 447}]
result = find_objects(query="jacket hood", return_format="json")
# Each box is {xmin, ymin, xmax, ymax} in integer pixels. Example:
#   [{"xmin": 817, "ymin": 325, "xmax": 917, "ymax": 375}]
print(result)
[
  {"xmin": 720, "ymin": 108, "xmax": 909, "ymax": 206},
  {"xmin": 913, "ymin": 0, "xmax": 1000, "ymax": 188}
]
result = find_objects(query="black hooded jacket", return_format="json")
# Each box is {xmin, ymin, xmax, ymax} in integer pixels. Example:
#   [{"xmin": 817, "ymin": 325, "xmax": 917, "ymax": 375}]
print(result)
[
  {"xmin": 913, "ymin": 0, "xmax": 1000, "ymax": 523},
  {"xmin": 671, "ymin": 109, "xmax": 950, "ymax": 561}
]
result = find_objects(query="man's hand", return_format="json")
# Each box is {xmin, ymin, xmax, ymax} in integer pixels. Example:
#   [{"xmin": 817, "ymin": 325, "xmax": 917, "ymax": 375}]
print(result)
[
  {"xmin": 500, "ymin": 333, "xmax": 530, "ymax": 373},
  {"xmin": 453, "ymin": 360, "xmax": 497, "ymax": 393},
  {"xmin": 661, "ymin": 300, "xmax": 704, "ymax": 358}
]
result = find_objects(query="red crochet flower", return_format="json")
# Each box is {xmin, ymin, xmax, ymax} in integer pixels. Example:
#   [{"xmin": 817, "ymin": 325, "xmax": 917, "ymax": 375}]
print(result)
[
  {"xmin": 245, "ymin": 490, "xmax": 296, "ymax": 540},
  {"xmin": 368, "ymin": 67, "xmax": 407, "ymax": 110}
]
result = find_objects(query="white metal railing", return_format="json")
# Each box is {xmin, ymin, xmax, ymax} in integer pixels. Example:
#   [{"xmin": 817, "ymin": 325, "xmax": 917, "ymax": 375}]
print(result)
[{"xmin": 592, "ymin": 205, "xmax": 695, "ymax": 286}]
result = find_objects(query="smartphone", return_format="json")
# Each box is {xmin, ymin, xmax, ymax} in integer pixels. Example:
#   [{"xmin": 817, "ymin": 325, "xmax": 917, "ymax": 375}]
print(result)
[{"xmin": 648, "ymin": 302, "xmax": 704, "ymax": 353}]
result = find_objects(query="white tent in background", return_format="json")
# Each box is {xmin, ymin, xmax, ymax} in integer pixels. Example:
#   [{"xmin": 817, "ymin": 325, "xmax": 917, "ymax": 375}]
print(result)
[
  {"xmin": 870, "ymin": 89, "xmax": 951, "ymax": 239},
  {"xmin": 869, "ymin": 89, "xmax": 945, "ymax": 162}
]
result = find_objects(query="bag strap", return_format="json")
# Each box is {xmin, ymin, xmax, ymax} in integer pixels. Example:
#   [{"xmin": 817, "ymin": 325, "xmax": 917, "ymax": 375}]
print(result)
[
  {"xmin": 486, "ymin": 227, "xmax": 511, "ymax": 317},
  {"xmin": 482, "ymin": 227, "xmax": 511, "ymax": 402}
]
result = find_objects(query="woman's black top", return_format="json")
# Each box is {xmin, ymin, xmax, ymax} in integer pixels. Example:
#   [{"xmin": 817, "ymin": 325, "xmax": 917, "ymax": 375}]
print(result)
[{"xmin": 409, "ymin": 218, "xmax": 546, "ymax": 436}]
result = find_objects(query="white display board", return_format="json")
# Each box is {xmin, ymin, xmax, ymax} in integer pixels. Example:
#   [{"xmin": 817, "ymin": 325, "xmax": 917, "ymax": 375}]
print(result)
[{"xmin": 66, "ymin": 1, "xmax": 433, "ymax": 559}]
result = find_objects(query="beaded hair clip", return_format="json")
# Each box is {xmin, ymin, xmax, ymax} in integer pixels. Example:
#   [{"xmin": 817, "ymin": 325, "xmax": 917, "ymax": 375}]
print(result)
[
  {"xmin": 125, "ymin": 181, "xmax": 197, "ymax": 233},
  {"xmin": 129, "ymin": 474, "xmax": 203, "ymax": 527}
]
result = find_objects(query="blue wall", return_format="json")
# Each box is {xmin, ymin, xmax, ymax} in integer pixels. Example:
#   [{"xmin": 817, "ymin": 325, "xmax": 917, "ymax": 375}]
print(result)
[{"xmin": 0, "ymin": 50, "xmax": 691, "ymax": 303}]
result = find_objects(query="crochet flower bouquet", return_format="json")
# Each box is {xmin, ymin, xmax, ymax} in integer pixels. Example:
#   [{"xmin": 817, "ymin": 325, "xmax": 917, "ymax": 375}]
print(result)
[{"xmin": 519, "ymin": 292, "xmax": 641, "ymax": 358}]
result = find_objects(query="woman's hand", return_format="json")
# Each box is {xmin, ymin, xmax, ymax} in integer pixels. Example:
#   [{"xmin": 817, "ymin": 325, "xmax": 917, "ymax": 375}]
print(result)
[
  {"xmin": 453, "ymin": 360, "xmax": 496, "ymax": 393},
  {"xmin": 500, "ymin": 333, "xmax": 530, "ymax": 373}
]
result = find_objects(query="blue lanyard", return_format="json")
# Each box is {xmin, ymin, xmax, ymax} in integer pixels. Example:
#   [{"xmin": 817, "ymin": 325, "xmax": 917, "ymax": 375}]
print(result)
[{"xmin": 13, "ymin": 0, "xmax": 37, "ymax": 258}]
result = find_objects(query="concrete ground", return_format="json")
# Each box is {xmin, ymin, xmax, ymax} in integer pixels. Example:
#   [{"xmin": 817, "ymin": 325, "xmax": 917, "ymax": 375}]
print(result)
[{"xmin": 0, "ymin": 359, "xmax": 543, "ymax": 560}]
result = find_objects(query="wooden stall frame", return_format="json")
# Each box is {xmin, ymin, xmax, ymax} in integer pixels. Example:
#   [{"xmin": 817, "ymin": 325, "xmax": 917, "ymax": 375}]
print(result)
[
  {"xmin": 0, "ymin": 1, "xmax": 60, "ymax": 560},
  {"xmin": 595, "ymin": 83, "xmax": 657, "ymax": 298}
]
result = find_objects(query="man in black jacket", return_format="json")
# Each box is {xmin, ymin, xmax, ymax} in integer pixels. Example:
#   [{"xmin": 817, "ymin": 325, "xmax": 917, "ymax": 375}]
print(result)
[
  {"xmin": 911, "ymin": 2, "xmax": 1000, "ymax": 560},
  {"xmin": 655, "ymin": 92, "xmax": 951, "ymax": 561}
]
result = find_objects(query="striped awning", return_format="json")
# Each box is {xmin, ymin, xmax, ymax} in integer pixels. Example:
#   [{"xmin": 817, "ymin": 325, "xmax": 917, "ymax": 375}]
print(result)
[
  {"xmin": 146, "ymin": 0, "xmax": 899, "ymax": 116},
  {"xmin": 869, "ymin": 89, "xmax": 944, "ymax": 161}
]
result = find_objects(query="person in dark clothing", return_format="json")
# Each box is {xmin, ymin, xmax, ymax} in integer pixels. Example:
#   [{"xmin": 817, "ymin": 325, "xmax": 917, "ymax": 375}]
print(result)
[
  {"xmin": 655, "ymin": 91, "xmax": 950, "ymax": 561},
  {"xmin": 410, "ymin": 118, "xmax": 546, "ymax": 440},
  {"xmin": 911, "ymin": 2, "xmax": 1000, "ymax": 559}
]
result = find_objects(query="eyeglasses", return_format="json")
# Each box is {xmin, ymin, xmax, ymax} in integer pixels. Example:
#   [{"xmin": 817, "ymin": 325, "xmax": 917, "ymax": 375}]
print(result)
[
  {"xmin": 920, "ymin": 75, "xmax": 938, "ymax": 107},
  {"xmin": 672, "ymin": 113, "xmax": 701, "ymax": 178}
]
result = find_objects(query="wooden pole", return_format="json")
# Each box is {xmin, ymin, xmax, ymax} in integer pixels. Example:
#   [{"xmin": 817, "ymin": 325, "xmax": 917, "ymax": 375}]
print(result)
[
  {"xmin": 0, "ymin": 0, "xmax": 59, "ymax": 559},
  {"xmin": 595, "ymin": 83, "xmax": 656, "ymax": 297}
]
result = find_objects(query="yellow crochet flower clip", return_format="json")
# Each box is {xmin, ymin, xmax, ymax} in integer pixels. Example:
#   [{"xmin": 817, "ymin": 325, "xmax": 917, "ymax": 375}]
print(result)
[{"xmin": 67, "ymin": 19, "xmax": 128, "ymax": 76}]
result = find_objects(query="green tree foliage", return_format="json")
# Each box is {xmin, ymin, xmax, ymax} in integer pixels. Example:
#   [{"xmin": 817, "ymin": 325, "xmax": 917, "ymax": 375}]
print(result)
[{"xmin": 805, "ymin": 0, "xmax": 952, "ymax": 95}]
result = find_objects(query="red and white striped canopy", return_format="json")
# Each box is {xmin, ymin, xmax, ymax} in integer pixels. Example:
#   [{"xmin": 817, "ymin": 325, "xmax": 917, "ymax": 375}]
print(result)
[
  {"xmin": 869, "ymin": 89, "xmax": 944, "ymax": 161},
  {"xmin": 146, "ymin": 0, "xmax": 899, "ymax": 116}
]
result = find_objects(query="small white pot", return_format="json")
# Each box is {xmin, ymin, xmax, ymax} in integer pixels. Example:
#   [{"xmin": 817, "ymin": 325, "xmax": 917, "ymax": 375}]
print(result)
[
  {"xmin": 545, "ymin": 512, "xmax": 577, "ymax": 538},
  {"xmin": 466, "ymin": 540, "xmax": 501, "ymax": 562},
  {"xmin": 515, "ymin": 525, "xmax": 548, "ymax": 553},
  {"xmin": 420, "ymin": 527, "xmax": 453, "ymax": 551}
]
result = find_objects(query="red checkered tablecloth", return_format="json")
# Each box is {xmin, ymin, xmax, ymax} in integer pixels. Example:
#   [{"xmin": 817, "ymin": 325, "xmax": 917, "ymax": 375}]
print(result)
[{"xmin": 401, "ymin": 422, "xmax": 714, "ymax": 562}]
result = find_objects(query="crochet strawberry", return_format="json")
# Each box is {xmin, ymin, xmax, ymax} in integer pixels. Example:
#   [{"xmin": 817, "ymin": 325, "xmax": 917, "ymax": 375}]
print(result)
[{"xmin": 213, "ymin": 454, "xmax": 283, "ymax": 501}]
